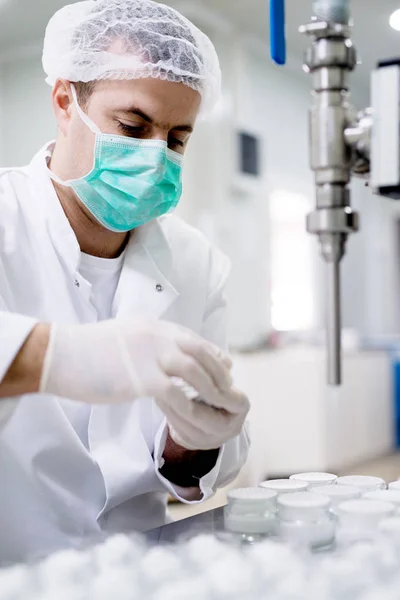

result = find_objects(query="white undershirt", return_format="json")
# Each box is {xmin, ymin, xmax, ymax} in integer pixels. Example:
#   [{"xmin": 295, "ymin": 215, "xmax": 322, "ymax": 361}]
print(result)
[
  {"xmin": 61, "ymin": 250, "xmax": 126, "ymax": 447},
  {"xmin": 79, "ymin": 250, "xmax": 126, "ymax": 321}
]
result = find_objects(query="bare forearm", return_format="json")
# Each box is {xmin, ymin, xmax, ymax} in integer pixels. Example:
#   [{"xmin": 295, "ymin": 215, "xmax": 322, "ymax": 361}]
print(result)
[{"xmin": 0, "ymin": 324, "xmax": 50, "ymax": 398}]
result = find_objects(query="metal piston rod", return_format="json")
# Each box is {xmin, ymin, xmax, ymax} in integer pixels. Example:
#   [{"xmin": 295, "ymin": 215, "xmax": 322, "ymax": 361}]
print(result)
[{"xmin": 300, "ymin": 19, "xmax": 359, "ymax": 385}]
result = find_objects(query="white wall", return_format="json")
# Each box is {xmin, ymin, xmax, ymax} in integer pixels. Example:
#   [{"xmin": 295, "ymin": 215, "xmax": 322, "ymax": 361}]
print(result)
[
  {"xmin": 233, "ymin": 347, "xmax": 393, "ymax": 481},
  {"xmin": 1, "ymin": 16, "xmax": 400, "ymax": 344},
  {"xmin": 0, "ymin": 58, "xmax": 55, "ymax": 166},
  {"xmin": 176, "ymin": 25, "xmax": 320, "ymax": 347}
]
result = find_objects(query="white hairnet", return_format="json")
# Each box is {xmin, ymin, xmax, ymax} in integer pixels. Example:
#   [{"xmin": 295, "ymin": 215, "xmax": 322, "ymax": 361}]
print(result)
[{"xmin": 42, "ymin": 0, "xmax": 221, "ymax": 116}]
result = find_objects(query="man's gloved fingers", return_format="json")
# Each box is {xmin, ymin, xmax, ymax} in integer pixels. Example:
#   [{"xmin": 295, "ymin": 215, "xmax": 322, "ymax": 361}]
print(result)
[
  {"xmin": 157, "ymin": 387, "xmax": 215, "ymax": 450},
  {"xmin": 168, "ymin": 425, "xmax": 220, "ymax": 452},
  {"xmin": 160, "ymin": 353, "xmax": 230, "ymax": 409},
  {"xmin": 171, "ymin": 393, "xmax": 235, "ymax": 438},
  {"xmin": 174, "ymin": 325, "xmax": 231, "ymax": 366},
  {"xmin": 165, "ymin": 400, "xmax": 223, "ymax": 451},
  {"xmin": 205, "ymin": 387, "xmax": 251, "ymax": 415},
  {"xmin": 163, "ymin": 391, "xmax": 247, "ymax": 449},
  {"xmin": 177, "ymin": 335, "xmax": 232, "ymax": 391}
]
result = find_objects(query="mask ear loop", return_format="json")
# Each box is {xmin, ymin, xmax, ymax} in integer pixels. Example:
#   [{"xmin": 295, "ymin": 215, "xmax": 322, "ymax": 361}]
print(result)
[
  {"xmin": 70, "ymin": 84, "xmax": 102, "ymax": 135},
  {"xmin": 46, "ymin": 84, "xmax": 101, "ymax": 186}
]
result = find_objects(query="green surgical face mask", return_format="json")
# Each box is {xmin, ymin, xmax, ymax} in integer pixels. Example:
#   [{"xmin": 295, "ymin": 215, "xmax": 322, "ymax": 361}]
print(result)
[{"xmin": 48, "ymin": 85, "xmax": 183, "ymax": 232}]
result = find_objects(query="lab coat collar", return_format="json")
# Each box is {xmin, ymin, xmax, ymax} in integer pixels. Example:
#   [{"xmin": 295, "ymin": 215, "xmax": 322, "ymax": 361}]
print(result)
[
  {"xmin": 112, "ymin": 220, "xmax": 179, "ymax": 320},
  {"xmin": 30, "ymin": 142, "xmax": 81, "ymax": 277},
  {"xmin": 28, "ymin": 143, "xmax": 179, "ymax": 320}
]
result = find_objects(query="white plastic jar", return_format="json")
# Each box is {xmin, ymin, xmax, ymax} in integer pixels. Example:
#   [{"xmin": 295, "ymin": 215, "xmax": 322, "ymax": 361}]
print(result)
[
  {"xmin": 364, "ymin": 490, "xmax": 400, "ymax": 516},
  {"xmin": 224, "ymin": 488, "xmax": 278, "ymax": 542},
  {"xmin": 336, "ymin": 499, "xmax": 395, "ymax": 546},
  {"xmin": 259, "ymin": 479, "xmax": 309, "ymax": 495},
  {"xmin": 290, "ymin": 472, "xmax": 337, "ymax": 488},
  {"xmin": 311, "ymin": 484, "xmax": 361, "ymax": 515},
  {"xmin": 337, "ymin": 475, "xmax": 386, "ymax": 493},
  {"xmin": 277, "ymin": 492, "xmax": 335, "ymax": 550}
]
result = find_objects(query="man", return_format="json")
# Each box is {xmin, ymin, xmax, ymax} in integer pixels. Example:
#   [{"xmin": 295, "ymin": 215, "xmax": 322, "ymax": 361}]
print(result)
[{"xmin": 0, "ymin": 0, "xmax": 250, "ymax": 563}]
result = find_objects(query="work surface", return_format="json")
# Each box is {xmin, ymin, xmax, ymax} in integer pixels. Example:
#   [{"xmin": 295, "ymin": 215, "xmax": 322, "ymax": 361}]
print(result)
[{"xmin": 145, "ymin": 507, "xmax": 225, "ymax": 545}]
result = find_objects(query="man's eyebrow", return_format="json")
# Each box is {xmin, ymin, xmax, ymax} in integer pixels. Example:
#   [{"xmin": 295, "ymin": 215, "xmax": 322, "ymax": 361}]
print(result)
[
  {"xmin": 173, "ymin": 125, "xmax": 194, "ymax": 133},
  {"xmin": 121, "ymin": 108, "xmax": 154, "ymax": 124},
  {"xmin": 119, "ymin": 109, "xmax": 193, "ymax": 133}
]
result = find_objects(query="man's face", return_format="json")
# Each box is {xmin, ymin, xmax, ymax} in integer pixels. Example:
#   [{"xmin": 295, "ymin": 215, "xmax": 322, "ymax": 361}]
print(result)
[{"xmin": 55, "ymin": 78, "xmax": 202, "ymax": 180}]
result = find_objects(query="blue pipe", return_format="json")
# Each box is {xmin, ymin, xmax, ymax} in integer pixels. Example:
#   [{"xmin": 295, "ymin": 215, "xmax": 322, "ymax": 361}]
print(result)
[{"xmin": 270, "ymin": 0, "xmax": 286, "ymax": 66}]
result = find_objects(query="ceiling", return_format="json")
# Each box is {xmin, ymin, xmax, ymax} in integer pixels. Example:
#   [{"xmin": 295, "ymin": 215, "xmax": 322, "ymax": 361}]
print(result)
[{"xmin": 0, "ymin": 0, "xmax": 399, "ymax": 95}]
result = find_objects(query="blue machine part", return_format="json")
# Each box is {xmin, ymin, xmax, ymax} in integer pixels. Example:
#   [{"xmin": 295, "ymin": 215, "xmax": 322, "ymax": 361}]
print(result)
[
  {"xmin": 270, "ymin": 0, "xmax": 286, "ymax": 66},
  {"xmin": 393, "ymin": 352, "xmax": 400, "ymax": 448}
]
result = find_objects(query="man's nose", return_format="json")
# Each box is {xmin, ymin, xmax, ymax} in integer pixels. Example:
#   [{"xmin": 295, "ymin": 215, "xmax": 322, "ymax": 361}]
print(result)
[{"xmin": 150, "ymin": 131, "xmax": 168, "ymax": 143}]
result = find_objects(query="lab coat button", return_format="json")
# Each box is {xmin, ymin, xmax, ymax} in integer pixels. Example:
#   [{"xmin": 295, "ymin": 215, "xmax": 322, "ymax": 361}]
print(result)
[{"xmin": 155, "ymin": 284, "xmax": 164, "ymax": 293}]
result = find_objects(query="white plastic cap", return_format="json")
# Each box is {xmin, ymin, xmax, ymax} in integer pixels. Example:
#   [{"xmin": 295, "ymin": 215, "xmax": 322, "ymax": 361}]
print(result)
[
  {"xmin": 364, "ymin": 490, "xmax": 400, "ymax": 506},
  {"xmin": 259, "ymin": 479, "xmax": 309, "ymax": 494},
  {"xmin": 42, "ymin": 0, "xmax": 221, "ymax": 117},
  {"xmin": 227, "ymin": 488, "xmax": 277, "ymax": 510},
  {"xmin": 312, "ymin": 484, "xmax": 361, "ymax": 505},
  {"xmin": 290, "ymin": 472, "xmax": 337, "ymax": 487},
  {"xmin": 337, "ymin": 475, "xmax": 386, "ymax": 492},
  {"xmin": 278, "ymin": 492, "xmax": 331, "ymax": 521},
  {"xmin": 337, "ymin": 499, "xmax": 395, "ymax": 528}
]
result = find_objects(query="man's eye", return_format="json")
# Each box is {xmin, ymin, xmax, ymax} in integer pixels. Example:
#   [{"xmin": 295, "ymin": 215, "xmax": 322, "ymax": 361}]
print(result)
[
  {"xmin": 169, "ymin": 138, "xmax": 185, "ymax": 149},
  {"xmin": 117, "ymin": 122, "xmax": 144, "ymax": 137}
]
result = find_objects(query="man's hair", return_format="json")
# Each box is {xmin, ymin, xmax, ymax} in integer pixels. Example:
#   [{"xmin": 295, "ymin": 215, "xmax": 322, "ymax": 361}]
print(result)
[{"xmin": 74, "ymin": 81, "xmax": 97, "ymax": 109}]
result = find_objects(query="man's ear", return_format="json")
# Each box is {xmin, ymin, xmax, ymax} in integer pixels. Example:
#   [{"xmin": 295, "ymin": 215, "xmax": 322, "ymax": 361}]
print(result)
[{"xmin": 52, "ymin": 79, "xmax": 74, "ymax": 137}]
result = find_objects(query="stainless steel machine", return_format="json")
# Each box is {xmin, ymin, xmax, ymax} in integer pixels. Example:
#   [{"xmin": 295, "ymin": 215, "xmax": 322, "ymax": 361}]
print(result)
[{"xmin": 271, "ymin": 0, "xmax": 400, "ymax": 385}]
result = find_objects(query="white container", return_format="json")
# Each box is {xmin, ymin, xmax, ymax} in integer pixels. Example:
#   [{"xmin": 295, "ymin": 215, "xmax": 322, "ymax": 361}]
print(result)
[
  {"xmin": 337, "ymin": 475, "xmax": 386, "ymax": 493},
  {"xmin": 337, "ymin": 499, "xmax": 395, "ymax": 545},
  {"xmin": 224, "ymin": 488, "xmax": 277, "ymax": 537},
  {"xmin": 290, "ymin": 472, "xmax": 337, "ymax": 488},
  {"xmin": 259, "ymin": 479, "xmax": 308, "ymax": 495},
  {"xmin": 311, "ymin": 484, "xmax": 361, "ymax": 513},
  {"xmin": 277, "ymin": 492, "xmax": 335, "ymax": 550},
  {"xmin": 364, "ymin": 490, "xmax": 400, "ymax": 511},
  {"xmin": 389, "ymin": 481, "xmax": 400, "ymax": 491}
]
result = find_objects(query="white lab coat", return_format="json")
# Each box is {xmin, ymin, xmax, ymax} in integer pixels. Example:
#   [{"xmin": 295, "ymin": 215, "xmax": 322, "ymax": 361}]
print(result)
[{"xmin": 0, "ymin": 144, "xmax": 250, "ymax": 564}]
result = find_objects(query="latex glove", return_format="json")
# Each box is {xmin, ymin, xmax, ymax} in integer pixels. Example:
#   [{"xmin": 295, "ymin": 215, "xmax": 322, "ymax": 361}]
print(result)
[
  {"xmin": 40, "ymin": 319, "xmax": 233, "ymax": 410},
  {"xmin": 164, "ymin": 382, "xmax": 250, "ymax": 451}
]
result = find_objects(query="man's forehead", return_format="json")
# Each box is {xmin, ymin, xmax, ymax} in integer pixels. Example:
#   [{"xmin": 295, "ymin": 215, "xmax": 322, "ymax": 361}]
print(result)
[{"xmin": 93, "ymin": 79, "xmax": 201, "ymax": 128}]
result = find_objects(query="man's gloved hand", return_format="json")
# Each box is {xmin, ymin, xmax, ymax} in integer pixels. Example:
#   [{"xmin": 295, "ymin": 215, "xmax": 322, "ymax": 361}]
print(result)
[
  {"xmin": 40, "ymin": 318, "xmax": 249, "ymax": 451},
  {"xmin": 164, "ymin": 384, "xmax": 250, "ymax": 451}
]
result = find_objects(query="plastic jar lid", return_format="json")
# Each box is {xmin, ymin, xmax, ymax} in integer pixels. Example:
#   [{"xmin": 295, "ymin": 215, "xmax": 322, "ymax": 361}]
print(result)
[
  {"xmin": 290, "ymin": 472, "xmax": 337, "ymax": 487},
  {"xmin": 364, "ymin": 490, "xmax": 400, "ymax": 505},
  {"xmin": 278, "ymin": 492, "xmax": 331, "ymax": 521},
  {"xmin": 337, "ymin": 499, "xmax": 395, "ymax": 527},
  {"xmin": 389, "ymin": 481, "xmax": 400, "ymax": 491},
  {"xmin": 259, "ymin": 479, "xmax": 309, "ymax": 494},
  {"xmin": 312, "ymin": 484, "xmax": 361, "ymax": 505},
  {"xmin": 227, "ymin": 488, "xmax": 277, "ymax": 511},
  {"xmin": 337, "ymin": 475, "xmax": 386, "ymax": 491}
]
